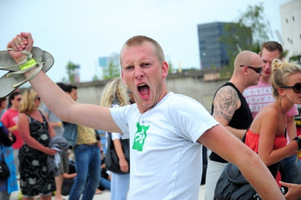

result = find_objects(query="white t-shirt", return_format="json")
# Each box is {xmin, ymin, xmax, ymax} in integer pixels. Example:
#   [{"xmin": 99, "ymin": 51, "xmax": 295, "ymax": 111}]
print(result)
[{"xmin": 110, "ymin": 92, "xmax": 218, "ymax": 200}]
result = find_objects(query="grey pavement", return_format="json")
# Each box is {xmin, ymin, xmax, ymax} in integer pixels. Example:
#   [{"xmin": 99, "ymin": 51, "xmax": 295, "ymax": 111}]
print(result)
[{"xmin": 11, "ymin": 185, "xmax": 205, "ymax": 200}]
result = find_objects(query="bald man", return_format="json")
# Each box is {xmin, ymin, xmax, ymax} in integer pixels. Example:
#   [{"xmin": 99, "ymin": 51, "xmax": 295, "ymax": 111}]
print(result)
[{"xmin": 205, "ymin": 50, "xmax": 263, "ymax": 200}]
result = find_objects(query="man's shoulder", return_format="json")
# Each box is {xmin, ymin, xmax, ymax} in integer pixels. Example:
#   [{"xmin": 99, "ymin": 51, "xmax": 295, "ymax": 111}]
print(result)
[
  {"xmin": 215, "ymin": 84, "xmax": 238, "ymax": 97},
  {"xmin": 166, "ymin": 92, "xmax": 200, "ymax": 106},
  {"xmin": 164, "ymin": 93, "xmax": 208, "ymax": 116}
]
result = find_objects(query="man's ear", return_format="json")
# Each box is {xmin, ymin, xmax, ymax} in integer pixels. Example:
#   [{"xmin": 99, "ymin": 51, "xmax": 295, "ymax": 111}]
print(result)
[
  {"xmin": 241, "ymin": 65, "xmax": 248, "ymax": 75},
  {"xmin": 161, "ymin": 61, "xmax": 169, "ymax": 79}
]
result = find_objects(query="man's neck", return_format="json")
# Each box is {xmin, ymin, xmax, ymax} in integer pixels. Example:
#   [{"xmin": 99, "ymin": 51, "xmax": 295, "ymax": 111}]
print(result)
[
  {"xmin": 229, "ymin": 79, "xmax": 245, "ymax": 94},
  {"xmin": 259, "ymin": 76, "xmax": 270, "ymax": 83}
]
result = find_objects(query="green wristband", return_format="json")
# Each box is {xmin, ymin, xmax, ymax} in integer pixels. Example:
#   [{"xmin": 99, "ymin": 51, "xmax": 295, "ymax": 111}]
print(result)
[{"xmin": 20, "ymin": 59, "xmax": 36, "ymax": 70}]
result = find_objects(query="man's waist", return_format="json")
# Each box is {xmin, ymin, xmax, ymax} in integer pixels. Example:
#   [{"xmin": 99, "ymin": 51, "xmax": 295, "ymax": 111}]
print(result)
[
  {"xmin": 76, "ymin": 142, "xmax": 97, "ymax": 146},
  {"xmin": 73, "ymin": 142, "xmax": 97, "ymax": 149}
]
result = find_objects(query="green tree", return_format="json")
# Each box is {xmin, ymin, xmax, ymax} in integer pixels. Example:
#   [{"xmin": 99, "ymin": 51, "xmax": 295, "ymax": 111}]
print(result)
[
  {"xmin": 103, "ymin": 60, "xmax": 120, "ymax": 80},
  {"xmin": 289, "ymin": 54, "xmax": 301, "ymax": 62},
  {"xmin": 66, "ymin": 61, "xmax": 80, "ymax": 83},
  {"xmin": 219, "ymin": 23, "xmax": 253, "ymax": 78},
  {"xmin": 219, "ymin": 2, "xmax": 271, "ymax": 76},
  {"xmin": 92, "ymin": 74, "xmax": 100, "ymax": 81},
  {"xmin": 238, "ymin": 2, "xmax": 272, "ymax": 46}
]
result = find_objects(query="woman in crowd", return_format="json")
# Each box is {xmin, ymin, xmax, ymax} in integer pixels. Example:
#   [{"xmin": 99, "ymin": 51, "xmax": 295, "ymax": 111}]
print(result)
[
  {"xmin": 18, "ymin": 89, "xmax": 56, "ymax": 200},
  {"xmin": 100, "ymin": 78, "xmax": 130, "ymax": 200},
  {"xmin": 0, "ymin": 97, "xmax": 18, "ymax": 200},
  {"xmin": 245, "ymin": 59, "xmax": 301, "ymax": 179}
]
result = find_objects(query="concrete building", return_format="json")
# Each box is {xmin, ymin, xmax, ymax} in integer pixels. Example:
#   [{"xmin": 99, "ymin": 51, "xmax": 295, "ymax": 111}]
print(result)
[
  {"xmin": 280, "ymin": 0, "xmax": 301, "ymax": 61},
  {"xmin": 197, "ymin": 22, "xmax": 229, "ymax": 70},
  {"xmin": 197, "ymin": 22, "xmax": 251, "ymax": 70}
]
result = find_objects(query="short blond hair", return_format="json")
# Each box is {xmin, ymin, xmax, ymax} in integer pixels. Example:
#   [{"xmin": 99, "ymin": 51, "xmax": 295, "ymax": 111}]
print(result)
[{"xmin": 120, "ymin": 35, "xmax": 165, "ymax": 65}]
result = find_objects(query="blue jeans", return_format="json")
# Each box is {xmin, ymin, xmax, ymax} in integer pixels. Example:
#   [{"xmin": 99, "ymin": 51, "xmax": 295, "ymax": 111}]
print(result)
[
  {"xmin": 99, "ymin": 177, "xmax": 111, "ymax": 190},
  {"xmin": 111, "ymin": 173, "xmax": 129, "ymax": 200},
  {"xmin": 281, "ymin": 155, "xmax": 301, "ymax": 184},
  {"xmin": 69, "ymin": 144, "xmax": 100, "ymax": 200}
]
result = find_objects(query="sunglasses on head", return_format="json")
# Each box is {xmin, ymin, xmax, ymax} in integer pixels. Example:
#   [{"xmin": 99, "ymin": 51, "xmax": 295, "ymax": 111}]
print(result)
[
  {"xmin": 282, "ymin": 83, "xmax": 301, "ymax": 93},
  {"xmin": 240, "ymin": 65, "xmax": 263, "ymax": 74}
]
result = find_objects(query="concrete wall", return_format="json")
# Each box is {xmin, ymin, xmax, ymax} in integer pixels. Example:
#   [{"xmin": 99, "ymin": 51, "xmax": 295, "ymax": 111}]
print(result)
[
  {"xmin": 74, "ymin": 72, "xmax": 226, "ymax": 112},
  {"xmin": 166, "ymin": 77, "xmax": 226, "ymax": 111}
]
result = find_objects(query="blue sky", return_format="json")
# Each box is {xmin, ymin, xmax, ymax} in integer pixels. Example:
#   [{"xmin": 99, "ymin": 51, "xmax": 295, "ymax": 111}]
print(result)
[{"xmin": 0, "ymin": 0, "xmax": 291, "ymax": 82}]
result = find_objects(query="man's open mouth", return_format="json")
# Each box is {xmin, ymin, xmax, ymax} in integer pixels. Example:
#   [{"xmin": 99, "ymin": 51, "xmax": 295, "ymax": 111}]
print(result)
[{"xmin": 138, "ymin": 83, "xmax": 150, "ymax": 98}]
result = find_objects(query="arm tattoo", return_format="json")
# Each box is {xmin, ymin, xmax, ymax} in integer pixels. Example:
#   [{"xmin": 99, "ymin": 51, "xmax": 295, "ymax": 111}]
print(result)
[{"xmin": 213, "ymin": 86, "xmax": 239, "ymax": 124}]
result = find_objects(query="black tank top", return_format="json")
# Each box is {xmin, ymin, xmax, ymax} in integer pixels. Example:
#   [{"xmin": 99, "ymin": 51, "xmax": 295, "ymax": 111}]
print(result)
[{"xmin": 209, "ymin": 82, "xmax": 253, "ymax": 163}]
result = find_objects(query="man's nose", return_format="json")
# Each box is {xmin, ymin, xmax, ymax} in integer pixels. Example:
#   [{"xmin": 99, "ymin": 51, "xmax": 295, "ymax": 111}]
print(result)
[
  {"xmin": 265, "ymin": 62, "xmax": 272, "ymax": 69},
  {"xmin": 134, "ymin": 67, "xmax": 144, "ymax": 79}
]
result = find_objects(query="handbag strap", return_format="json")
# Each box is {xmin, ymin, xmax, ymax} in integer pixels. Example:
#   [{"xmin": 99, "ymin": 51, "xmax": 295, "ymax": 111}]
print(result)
[{"xmin": 107, "ymin": 132, "xmax": 113, "ymax": 148}]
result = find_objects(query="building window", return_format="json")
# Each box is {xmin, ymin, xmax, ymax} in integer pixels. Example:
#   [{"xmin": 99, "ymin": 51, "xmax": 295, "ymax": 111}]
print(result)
[
  {"xmin": 286, "ymin": 18, "xmax": 288, "ymax": 23},
  {"xmin": 292, "ymin": 16, "xmax": 295, "ymax": 21}
]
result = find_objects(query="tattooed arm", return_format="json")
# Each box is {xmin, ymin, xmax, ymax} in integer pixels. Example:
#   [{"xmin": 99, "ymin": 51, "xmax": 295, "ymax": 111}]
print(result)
[{"xmin": 212, "ymin": 86, "xmax": 245, "ymax": 139}]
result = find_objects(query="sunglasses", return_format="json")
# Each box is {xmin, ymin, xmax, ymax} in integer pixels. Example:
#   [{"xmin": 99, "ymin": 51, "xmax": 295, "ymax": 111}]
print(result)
[
  {"xmin": 240, "ymin": 65, "xmax": 263, "ymax": 74},
  {"xmin": 282, "ymin": 83, "xmax": 301, "ymax": 93}
]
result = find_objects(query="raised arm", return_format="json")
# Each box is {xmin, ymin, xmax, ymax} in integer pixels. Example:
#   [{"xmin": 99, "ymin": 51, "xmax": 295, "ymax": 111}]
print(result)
[
  {"xmin": 199, "ymin": 124, "xmax": 285, "ymax": 200},
  {"xmin": 7, "ymin": 32, "xmax": 121, "ymax": 133}
]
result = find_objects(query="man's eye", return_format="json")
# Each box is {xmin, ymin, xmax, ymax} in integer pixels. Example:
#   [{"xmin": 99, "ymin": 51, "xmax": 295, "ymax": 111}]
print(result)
[
  {"xmin": 141, "ymin": 63, "xmax": 150, "ymax": 67},
  {"xmin": 125, "ymin": 66, "xmax": 134, "ymax": 70}
]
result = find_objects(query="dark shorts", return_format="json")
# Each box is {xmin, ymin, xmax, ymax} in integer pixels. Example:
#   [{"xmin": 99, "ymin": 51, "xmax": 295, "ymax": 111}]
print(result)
[{"xmin": 55, "ymin": 150, "xmax": 69, "ymax": 176}]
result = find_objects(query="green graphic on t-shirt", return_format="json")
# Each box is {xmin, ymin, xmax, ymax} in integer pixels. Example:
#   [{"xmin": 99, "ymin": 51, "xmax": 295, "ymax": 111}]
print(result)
[{"xmin": 132, "ymin": 122, "xmax": 149, "ymax": 151}]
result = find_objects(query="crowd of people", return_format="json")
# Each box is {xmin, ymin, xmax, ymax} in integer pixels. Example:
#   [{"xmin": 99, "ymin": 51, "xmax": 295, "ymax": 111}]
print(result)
[
  {"xmin": 0, "ymin": 85, "xmax": 116, "ymax": 200},
  {"xmin": 0, "ymin": 31, "xmax": 301, "ymax": 200}
]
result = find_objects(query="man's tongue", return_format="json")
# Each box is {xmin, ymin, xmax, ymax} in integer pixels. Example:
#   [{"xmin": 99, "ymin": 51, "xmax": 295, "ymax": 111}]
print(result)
[{"xmin": 139, "ymin": 85, "xmax": 150, "ymax": 97}]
